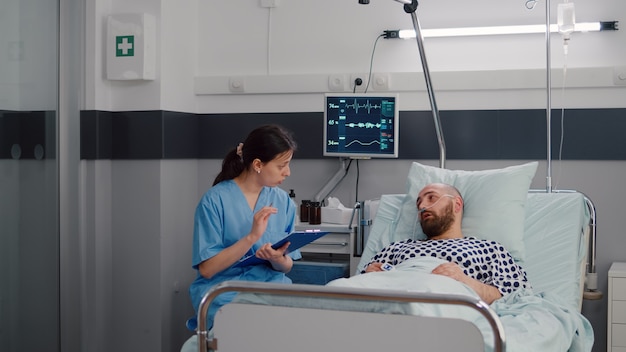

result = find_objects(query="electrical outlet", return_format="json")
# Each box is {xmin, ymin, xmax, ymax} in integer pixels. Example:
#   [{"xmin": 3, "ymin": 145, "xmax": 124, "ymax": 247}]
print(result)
[
  {"xmin": 229, "ymin": 77, "xmax": 245, "ymax": 93},
  {"xmin": 372, "ymin": 73, "xmax": 390, "ymax": 91},
  {"xmin": 328, "ymin": 74, "xmax": 346, "ymax": 91},
  {"xmin": 613, "ymin": 66, "xmax": 626, "ymax": 86},
  {"xmin": 350, "ymin": 73, "xmax": 369, "ymax": 91}
]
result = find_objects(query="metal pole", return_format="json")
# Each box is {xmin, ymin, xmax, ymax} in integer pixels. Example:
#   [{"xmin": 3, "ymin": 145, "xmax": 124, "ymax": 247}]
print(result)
[
  {"xmin": 404, "ymin": 0, "xmax": 446, "ymax": 169},
  {"xmin": 545, "ymin": 0, "xmax": 553, "ymax": 192}
]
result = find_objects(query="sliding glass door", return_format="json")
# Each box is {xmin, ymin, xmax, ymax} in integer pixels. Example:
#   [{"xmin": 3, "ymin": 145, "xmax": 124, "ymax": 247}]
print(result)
[{"xmin": 0, "ymin": 0, "xmax": 60, "ymax": 350}]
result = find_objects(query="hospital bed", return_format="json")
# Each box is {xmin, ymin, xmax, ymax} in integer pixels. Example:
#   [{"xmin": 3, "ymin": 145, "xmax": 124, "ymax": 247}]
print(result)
[
  {"xmin": 183, "ymin": 161, "xmax": 596, "ymax": 352},
  {"xmin": 182, "ymin": 2, "xmax": 597, "ymax": 349}
]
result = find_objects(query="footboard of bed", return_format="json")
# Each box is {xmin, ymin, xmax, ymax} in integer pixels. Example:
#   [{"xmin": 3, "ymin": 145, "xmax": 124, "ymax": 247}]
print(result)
[{"xmin": 196, "ymin": 281, "xmax": 506, "ymax": 352}]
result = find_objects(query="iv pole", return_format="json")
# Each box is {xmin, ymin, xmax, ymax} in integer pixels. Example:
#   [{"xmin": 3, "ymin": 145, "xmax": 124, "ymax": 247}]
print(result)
[
  {"xmin": 348, "ymin": 0, "xmax": 448, "ymax": 257},
  {"xmin": 545, "ymin": 0, "xmax": 553, "ymax": 193},
  {"xmin": 400, "ymin": 0, "xmax": 447, "ymax": 169},
  {"xmin": 314, "ymin": 0, "xmax": 446, "ymax": 206},
  {"xmin": 362, "ymin": 0, "xmax": 446, "ymax": 168}
]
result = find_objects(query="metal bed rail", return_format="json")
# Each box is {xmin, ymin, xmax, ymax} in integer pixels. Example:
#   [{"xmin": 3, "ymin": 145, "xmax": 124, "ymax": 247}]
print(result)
[{"xmin": 196, "ymin": 280, "xmax": 506, "ymax": 352}]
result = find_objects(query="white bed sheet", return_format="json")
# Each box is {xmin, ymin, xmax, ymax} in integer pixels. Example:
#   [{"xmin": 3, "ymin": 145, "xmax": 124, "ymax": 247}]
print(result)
[
  {"xmin": 522, "ymin": 192, "xmax": 589, "ymax": 310},
  {"xmin": 231, "ymin": 256, "xmax": 593, "ymax": 352}
]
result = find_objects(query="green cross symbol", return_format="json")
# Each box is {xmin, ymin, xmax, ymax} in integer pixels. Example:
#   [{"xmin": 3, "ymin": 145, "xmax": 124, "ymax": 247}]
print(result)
[{"xmin": 116, "ymin": 36, "xmax": 134, "ymax": 57}]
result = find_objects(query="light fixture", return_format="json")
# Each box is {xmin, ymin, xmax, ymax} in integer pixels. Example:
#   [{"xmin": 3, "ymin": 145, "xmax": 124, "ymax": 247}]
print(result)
[{"xmin": 384, "ymin": 21, "xmax": 618, "ymax": 39}]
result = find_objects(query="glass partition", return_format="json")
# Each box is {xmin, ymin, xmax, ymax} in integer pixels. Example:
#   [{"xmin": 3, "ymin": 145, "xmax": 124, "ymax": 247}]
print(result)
[{"xmin": 0, "ymin": 0, "xmax": 59, "ymax": 350}]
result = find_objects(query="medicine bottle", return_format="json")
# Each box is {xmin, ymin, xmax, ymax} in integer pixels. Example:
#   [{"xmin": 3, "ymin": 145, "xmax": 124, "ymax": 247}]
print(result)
[
  {"xmin": 300, "ymin": 200, "xmax": 310, "ymax": 223},
  {"xmin": 309, "ymin": 201, "xmax": 322, "ymax": 225}
]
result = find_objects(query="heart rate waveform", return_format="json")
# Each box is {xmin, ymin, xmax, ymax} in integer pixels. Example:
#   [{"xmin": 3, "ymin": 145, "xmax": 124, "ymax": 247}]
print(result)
[
  {"xmin": 343, "ymin": 99, "xmax": 382, "ymax": 114},
  {"xmin": 324, "ymin": 95, "xmax": 398, "ymax": 158}
]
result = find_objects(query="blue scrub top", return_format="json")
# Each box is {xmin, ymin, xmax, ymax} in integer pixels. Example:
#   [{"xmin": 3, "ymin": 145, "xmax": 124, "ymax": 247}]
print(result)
[{"xmin": 188, "ymin": 180, "xmax": 298, "ymax": 330}]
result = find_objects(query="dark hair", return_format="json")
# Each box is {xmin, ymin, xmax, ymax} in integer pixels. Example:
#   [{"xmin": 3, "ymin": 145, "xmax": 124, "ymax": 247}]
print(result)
[{"xmin": 212, "ymin": 125, "xmax": 297, "ymax": 186}]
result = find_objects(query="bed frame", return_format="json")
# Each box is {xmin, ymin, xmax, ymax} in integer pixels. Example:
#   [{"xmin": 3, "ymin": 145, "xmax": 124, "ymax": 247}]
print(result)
[
  {"xmin": 200, "ymin": 281, "xmax": 504, "ymax": 352},
  {"xmin": 188, "ymin": 190, "xmax": 596, "ymax": 352}
]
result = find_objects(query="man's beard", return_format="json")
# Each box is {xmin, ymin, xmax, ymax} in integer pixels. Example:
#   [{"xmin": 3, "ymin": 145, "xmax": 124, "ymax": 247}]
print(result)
[{"xmin": 421, "ymin": 202, "xmax": 455, "ymax": 239}]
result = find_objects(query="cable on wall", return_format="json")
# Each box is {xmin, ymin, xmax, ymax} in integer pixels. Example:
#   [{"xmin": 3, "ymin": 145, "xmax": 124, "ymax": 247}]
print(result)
[
  {"xmin": 266, "ymin": 6, "xmax": 274, "ymax": 74},
  {"xmin": 363, "ymin": 34, "xmax": 384, "ymax": 93}
]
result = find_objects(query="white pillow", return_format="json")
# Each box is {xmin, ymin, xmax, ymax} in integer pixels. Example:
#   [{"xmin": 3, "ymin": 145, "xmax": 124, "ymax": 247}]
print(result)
[{"xmin": 394, "ymin": 161, "xmax": 538, "ymax": 261}]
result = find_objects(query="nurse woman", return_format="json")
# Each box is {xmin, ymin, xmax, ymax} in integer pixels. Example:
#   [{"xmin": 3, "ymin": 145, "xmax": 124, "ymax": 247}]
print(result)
[{"xmin": 187, "ymin": 124, "xmax": 299, "ymax": 331}]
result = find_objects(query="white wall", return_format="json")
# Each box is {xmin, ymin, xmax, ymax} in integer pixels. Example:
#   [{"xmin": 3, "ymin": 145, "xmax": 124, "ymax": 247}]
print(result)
[
  {"xmin": 87, "ymin": 0, "xmax": 626, "ymax": 112},
  {"xmin": 80, "ymin": 1, "xmax": 626, "ymax": 351},
  {"xmin": 191, "ymin": 0, "xmax": 626, "ymax": 112},
  {"xmin": 81, "ymin": 160, "xmax": 199, "ymax": 351}
]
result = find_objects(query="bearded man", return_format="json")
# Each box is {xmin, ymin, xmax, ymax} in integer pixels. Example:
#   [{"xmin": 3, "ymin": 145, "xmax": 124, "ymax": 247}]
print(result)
[{"xmin": 362, "ymin": 183, "xmax": 530, "ymax": 304}]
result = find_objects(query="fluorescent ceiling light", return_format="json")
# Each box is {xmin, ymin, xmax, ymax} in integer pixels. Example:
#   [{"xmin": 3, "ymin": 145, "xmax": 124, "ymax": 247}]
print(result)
[{"xmin": 394, "ymin": 21, "xmax": 616, "ymax": 38}]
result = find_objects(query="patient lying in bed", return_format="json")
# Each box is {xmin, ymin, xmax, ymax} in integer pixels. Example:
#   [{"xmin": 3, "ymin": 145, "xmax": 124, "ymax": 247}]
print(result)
[{"xmin": 362, "ymin": 183, "xmax": 531, "ymax": 304}]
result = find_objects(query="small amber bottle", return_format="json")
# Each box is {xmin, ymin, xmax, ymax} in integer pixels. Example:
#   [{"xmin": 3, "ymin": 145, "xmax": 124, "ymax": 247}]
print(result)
[
  {"xmin": 308, "ymin": 201, "xmax": 322, "ymax": 225},
  {"xmin": 300, "ymin": 200, "xmax": 310, "ymax": 223}
]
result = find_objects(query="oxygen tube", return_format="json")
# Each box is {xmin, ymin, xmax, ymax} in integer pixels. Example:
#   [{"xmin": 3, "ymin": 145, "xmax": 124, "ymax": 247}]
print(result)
[{"xmin": 554, "ymin": 0, "xmax": 575, "ymax": 189}]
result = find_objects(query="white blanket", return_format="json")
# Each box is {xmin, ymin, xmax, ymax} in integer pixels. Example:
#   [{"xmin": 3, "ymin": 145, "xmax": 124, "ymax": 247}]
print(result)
[{"xmin": 234, "ymin": 257, "xmax": 594, "ymax": 352}]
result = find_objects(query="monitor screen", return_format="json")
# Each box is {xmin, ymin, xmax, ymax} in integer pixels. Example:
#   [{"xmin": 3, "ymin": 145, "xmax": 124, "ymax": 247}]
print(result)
[{"xmin": 323, "ymin": 93, "xmax": 399, "ymax": 159}]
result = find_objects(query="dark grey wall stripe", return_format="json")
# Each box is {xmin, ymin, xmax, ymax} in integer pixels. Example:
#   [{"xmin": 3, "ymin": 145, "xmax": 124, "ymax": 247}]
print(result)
[
  {"xmin": 1, "ymin": 110, "xmax": 56, "ymax": 160},
  {"xmin": 77, "ymin": 108, "xmax": 626, "ymax": 160},
  {"xmin": 197, "ymin": 112, "xmax": 322, "ymax": 159}
]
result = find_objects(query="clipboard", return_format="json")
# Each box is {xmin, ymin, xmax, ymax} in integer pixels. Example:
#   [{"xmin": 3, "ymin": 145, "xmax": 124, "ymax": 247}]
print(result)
[{"xmin": 234, "ymin": 230, "xmax": 330, "ymax": 268}]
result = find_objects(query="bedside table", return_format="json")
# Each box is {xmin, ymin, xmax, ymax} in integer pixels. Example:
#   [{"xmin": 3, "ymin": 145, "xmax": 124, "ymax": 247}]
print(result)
[
  {"xmin": 291, "ymin": 223, "xmax": 355, "ymax": 284},
  {"xmin": 608, "ymin": 262, "xmax": 626, "ymax": 352}
]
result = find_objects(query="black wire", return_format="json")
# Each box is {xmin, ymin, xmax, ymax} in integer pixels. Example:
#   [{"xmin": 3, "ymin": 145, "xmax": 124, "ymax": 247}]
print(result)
[
  {"xmin": 352, "ymin": 34, "xmax": 382, "ymax": 198},
  {"xmin": 364, "ymin": 34, "xmax": 384, "ymax": 93}
]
